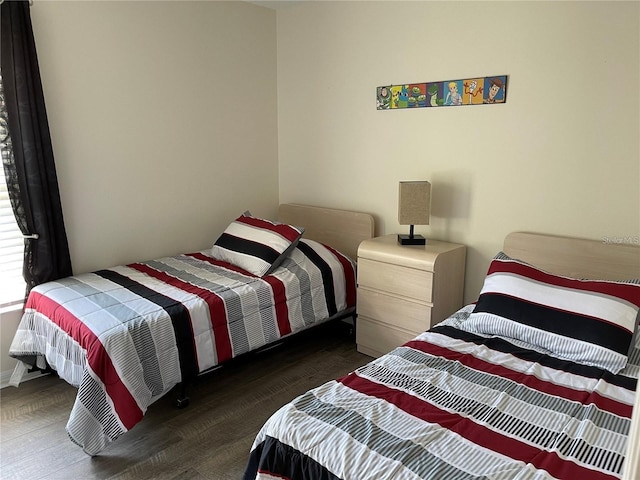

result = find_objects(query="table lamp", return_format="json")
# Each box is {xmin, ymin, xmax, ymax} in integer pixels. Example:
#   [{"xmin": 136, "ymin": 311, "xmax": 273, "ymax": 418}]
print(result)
[{"xmin": 397, "ymin": 180, "xmax": 430, "ymax": 245}]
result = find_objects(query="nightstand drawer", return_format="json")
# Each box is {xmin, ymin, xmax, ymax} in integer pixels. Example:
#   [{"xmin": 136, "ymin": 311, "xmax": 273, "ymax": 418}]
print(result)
[
  {"xmin": 358, "ymin": 258, "xmax": 433, "ymax": 302},
  {"xmin": 357, "ymin": 287, "xmax": 431, "ymax": 334},
  {"xmin": 356, "ymin": 316, "xmax": 417, "ymax": 357}
]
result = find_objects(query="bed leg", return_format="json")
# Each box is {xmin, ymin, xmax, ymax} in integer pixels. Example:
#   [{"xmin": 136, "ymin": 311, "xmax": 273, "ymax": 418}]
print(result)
[{"xmin": 175, "ymin": 382, "xmax": 190, "ymax": 409}]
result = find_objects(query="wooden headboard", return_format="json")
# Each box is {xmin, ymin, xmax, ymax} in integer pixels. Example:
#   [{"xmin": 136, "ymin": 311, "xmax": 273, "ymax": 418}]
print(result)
[
  {"xmin": 503, "ymin": 232, "xmax": 640, "ymax": 281},
  {"xmin": 278, "ymin": 203, "xmax": 375, "ymax": 261}
]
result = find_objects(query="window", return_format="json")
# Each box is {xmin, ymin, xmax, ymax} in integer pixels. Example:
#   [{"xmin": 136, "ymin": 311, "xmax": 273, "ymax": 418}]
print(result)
[
  {"xmin": 0, "ymin": 76, "xmax": 26, "ymax": 307},
  {"xmin": 0, "ymin": 167, "xmax": 25, "ymax": 306}
]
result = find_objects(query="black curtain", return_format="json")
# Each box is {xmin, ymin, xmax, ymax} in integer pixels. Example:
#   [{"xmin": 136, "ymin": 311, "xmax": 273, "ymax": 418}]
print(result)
[{"xmin": 1, "ymin": 0, "xmax": 72, "ymax": 297}]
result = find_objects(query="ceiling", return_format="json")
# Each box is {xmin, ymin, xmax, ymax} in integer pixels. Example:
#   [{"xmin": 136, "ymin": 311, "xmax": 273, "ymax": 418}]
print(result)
[{"xmin": 246, "ymin": 0, "xmax": 312, "ymax": 10}]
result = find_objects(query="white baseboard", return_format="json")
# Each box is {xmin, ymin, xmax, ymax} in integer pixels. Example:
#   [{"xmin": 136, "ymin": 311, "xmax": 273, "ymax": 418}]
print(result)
[{"xmin": 0, "ymin": 368, "xmax": 46, "ymax": 389}]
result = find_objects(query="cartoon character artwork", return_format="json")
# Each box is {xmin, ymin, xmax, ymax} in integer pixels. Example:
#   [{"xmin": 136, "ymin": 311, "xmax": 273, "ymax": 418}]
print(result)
[
  {"xmin": 390, "ymin": 85, "xmax": 401, "ymax": 109},
  {"xmin": 463, "ymin": 78, "xmax": 484, "ymax": 105},
  {"xmin": 444, "ymin": 80, "xmax": 463, "ymax": 106},
  {"xmin": 376, "ymin": 75, "xmax": 507, "ymax": 111},
  {"xmin": 377, "ymin": 86, "xmax": 391, "ymax": 110},
  {"xmin": 397, "ymin": 85, "xmax": 409, "ymax": 108},
  {"xmin": 483, "ymin": 76, "xmax": 507, "ymax": 103},
  {"xmin": 426, "ymin": 82, "xmax": 444, "ymax": 107},
  {"xmin": 388, "ymin": 85, "xmax": 410, "ymax": 109},
  {"xmin": 408, "ymin": 84, "xmax": 427, "ymax": 108}
]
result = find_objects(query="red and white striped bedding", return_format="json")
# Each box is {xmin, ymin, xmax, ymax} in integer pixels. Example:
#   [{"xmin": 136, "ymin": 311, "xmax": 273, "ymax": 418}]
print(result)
[
  {"xmin": 244, "ymin": 305, "xmax": 639, "ymax": 480},
  {"xmin": 9, "ymin": 239, "xmax": 355, "ymax": 456}
]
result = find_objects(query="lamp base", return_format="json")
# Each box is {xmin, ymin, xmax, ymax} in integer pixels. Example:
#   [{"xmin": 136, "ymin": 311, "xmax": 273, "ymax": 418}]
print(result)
[{"xmin": 397, "ymin": 234, "xmax": 426, "ymax": 246}]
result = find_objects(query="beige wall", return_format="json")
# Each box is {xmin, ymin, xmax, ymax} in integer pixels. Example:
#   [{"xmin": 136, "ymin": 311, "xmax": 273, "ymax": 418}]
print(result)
[
  {"xmin": 2, "ymin": 0, "xmax": 639, "ymax": 378},
  {"xmin": 276, "ymin": 1, "xmax": 640, "ymax": 302},
  {"xmin": 0, "ymin": 307, "xmax": 22, "ymax": 384},
  {"xmin": 1, "ymin": 0, "xmax": 278, "ymax": 379},
  {"xmin": 33, "ymin": 0, "xmax": 279, "ymax": 274}
]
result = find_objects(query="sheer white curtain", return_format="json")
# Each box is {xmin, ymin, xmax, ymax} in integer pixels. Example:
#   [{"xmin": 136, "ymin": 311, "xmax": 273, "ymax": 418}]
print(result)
[{"xmin": 0, "ymin": 75, "xmax": 26, "ymax": 306}]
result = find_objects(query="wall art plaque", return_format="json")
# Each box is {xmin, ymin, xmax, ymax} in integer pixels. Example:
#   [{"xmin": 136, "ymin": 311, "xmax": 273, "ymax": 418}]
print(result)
[{"xmin": 377, "ymin": 75, "xmax": 507, "ymax": 110}]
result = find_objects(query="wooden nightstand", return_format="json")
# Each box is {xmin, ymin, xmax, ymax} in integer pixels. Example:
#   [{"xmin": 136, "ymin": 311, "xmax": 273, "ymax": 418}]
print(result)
[{"xmin": 355, "ymin": 234, "xmax": 466, "ymax": 357}]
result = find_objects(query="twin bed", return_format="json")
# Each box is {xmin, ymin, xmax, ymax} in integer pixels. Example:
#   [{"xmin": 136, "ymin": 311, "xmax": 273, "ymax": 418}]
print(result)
[
  {"xmin": 7, "ymin": 204, "xmax": 375, "ymax": 456},
  {"xmin": 8, "ymin": 207, "xmax": 640, "ymax": 479},
  {"xmin": 244, "ymin": 232, "xmax": 640, "ymax": 480}
]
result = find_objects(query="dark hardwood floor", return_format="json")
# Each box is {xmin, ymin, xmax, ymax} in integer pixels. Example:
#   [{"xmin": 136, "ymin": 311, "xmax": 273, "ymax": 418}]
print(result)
[{"xmin": 0, "ymin": 321, "xmax": 370, "ymax": 480}]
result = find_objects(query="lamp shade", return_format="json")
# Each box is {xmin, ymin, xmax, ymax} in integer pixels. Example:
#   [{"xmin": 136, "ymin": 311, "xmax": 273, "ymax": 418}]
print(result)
[{"xmin": 398, "ymin": 181, "xmax": 431, "ymax": 226}]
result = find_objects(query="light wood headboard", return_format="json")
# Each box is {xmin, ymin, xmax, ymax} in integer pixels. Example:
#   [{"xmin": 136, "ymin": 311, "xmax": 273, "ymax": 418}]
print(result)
[
  {"xmin": 278, "ymin": 203, "xmax": 375, "ymax": 261},
  {"xmin": 504, "ymin": 231, "xmax": 640, "ymax": 480},
  {"xmin": 503, "ymin": 232, "xmax": 640, "ymax": 281}
]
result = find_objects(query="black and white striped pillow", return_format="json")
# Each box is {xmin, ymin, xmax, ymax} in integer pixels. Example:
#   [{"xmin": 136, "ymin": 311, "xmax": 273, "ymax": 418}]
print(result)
[
  {"xmin": 211, "ymin": 214, "xmax": 304, "ymax": 277},
  {"xmin": 462, "ymin": 252, "xmax": 640, "ymax": 374}
]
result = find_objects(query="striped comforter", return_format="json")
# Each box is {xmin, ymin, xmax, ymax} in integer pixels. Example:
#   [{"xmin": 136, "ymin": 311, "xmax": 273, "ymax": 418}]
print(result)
[
  {"xmin": 9, "ymin": 239, "xmax": 355, "ymax": 456},
  {"xmin": 245, "ymin": 305, "xmax": 638, "ymax": 480}
]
